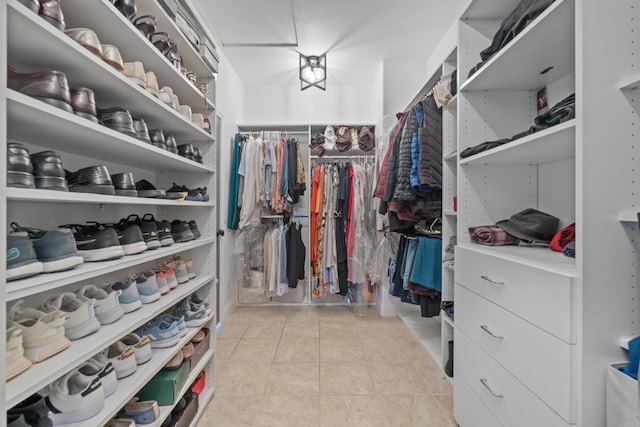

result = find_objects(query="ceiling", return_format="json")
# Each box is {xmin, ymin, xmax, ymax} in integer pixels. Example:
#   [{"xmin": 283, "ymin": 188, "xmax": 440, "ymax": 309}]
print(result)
[{"xmin": 194, "ymin": 0, "xmax": 466, "ymax": 87}]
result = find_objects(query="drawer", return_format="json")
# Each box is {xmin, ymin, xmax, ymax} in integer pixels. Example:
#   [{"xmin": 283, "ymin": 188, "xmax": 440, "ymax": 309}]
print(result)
[
  {"xmin": 456, "ymin": 330, "xmax": 573, "ymax": 427},
  {"xmin": 454, "ymin": 374, "xmax": 504, "ymax": 427},
  {"xmin": 456, "ymin": 284, "xmax": 576, "ymax": 423},
  {"xmin": 456, "ymin": 245, "xmax": 577, "ymax": 343}
]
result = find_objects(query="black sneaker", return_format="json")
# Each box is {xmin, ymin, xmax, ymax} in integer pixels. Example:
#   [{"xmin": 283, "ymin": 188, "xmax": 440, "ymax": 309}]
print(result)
[
  {"xmin": 103, "ymin": 219, "xmax": 147, "ymax": 255},
  {"xmin": 7, "ymin": 142, "xmax": 35, "ymax": 189},
  {"xmin": 97, "ymin": 107, "xmax": 137, "ymax": 138},
  {"xmin": 66, "ymin": 165, "xmax": 116, "ymax": 195},
  {"xmin": 126, "ymin": 214, "xmax": 161, "ymax": 250},
  {"xmin": 61, "ymin": 224, "xmax": 124, "ymax": 262},
  {"xmin": 170, "ymin": 220, "xmax": 194, "ymax": 243},
  {"xmin": 8, "ymin": 394, "xmax": 53, "ymax": 427},
  {"xmin": 188, "ymin": 220, "xmax": 201, "ymax": 240},
  {"xmin": 110, "ymin": 172, "xmax": 138, "ymax": 197},
  {"xmin": 135, "ymin": 179, "xmax": 166, "ymax": 198},
  {"xmin": 197, "ymin": 187, "xmax": 210, "ymax": 202},
  {"xmin": 165, "ymin": 183, "xmax": 187, "ymax": 200},
  {"xmin": 142, "ymin": 213, "xmax": 174, "ymax": 247},
  {"xmin": 31, "ymin": 151, "xmax": 69, "ymax": 191}
]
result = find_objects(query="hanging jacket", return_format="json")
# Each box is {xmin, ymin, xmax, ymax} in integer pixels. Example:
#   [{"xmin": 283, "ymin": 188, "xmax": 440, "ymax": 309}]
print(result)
[
  {"xmin": 375, "ymin": 112, "xmax": 406, "ymax": 207},
  {"xmin": 393, "ymin": 108, "xmax": 418, "ymax": 201},
  {"xmin": 409, "ymin": 102, "xmax": 423, "ymax": 190},
  {"xmin": 417, "ymin": 96, "xmax": 442, "ymax": 192},
  {"xmin": 227, "ymin": 134, "xmax": 241, "ymax": 229}
]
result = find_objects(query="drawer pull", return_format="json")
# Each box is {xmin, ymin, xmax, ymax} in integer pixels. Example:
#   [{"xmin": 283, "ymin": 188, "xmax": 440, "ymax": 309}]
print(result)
[
  {"xmin": 480, "ymin": 275, "xmax": 504, "ymax": 286},
  {"xmin": 480, "ymin": 378, "xmax": 504, "ymax": 398},
  {"xmin": 480, "ymin": 324, "xmax": 504, "ymax": 340}
]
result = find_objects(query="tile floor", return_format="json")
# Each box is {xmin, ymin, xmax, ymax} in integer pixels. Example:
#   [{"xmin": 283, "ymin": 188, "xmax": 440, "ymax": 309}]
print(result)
[{"xmin": 196, "ymin": 306, "xmax": 455, "ymax": 427}]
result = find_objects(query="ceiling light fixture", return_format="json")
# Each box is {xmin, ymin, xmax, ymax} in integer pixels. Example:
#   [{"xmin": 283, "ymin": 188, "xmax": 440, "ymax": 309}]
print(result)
[{"xmin": 299, "ymin": 53, "xmax": 326, "ymax": 91}]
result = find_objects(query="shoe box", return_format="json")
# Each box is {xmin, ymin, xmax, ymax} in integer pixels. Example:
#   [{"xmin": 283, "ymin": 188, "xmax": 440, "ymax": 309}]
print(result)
[
  {"xmin": 137, "ymin": 361, "xmax": 189, "ymax": 406},
  {"xmin": 188, "ymin": 327, "xmax": 210, "ymax": 372}
]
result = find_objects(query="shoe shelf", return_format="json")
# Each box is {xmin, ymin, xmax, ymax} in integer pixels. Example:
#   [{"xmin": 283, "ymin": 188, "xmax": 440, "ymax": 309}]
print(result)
[
  {"xmin": 156, "ymin": 349, "xmax": 215, "ymax": 426},
  {"xmin": 618, "ymin": 211, "xmax": 639, "ymax": 223},
  {"xmin": 441, "ymin": 311, "xmax": 455, "ymax": 329},
  {"xmin": 6, "ymin": 275, "xmax": 215, "ymax": 408},
  {"xmin": 6, "ymin": 188, "xmax": 215, "ymax": 207},
  {"xmin": 7, "ymin": 90, "xmax": 214, "ymax": 173},
  {"xmin": 460, "ymin": 0, "xmax": 574, "ymax": 92},
  {"xmin": 56, "ymin": 320, "xmax": 214, "ymax": 427},
  {"xmin": 62, "ymin": 0, "xmax": 214, "ymax": 111},
  {"xmin": 459, "ymin": 120, "xmax": 576, "ymax": 165},
  {"xmin": 7, "ymin": 0, "xmax": 214, "ymax": 143},
  {"xmin": 619, "ymin": 72, "xmax": 640, "ymax": 91},
  {"xmin": 5, "ymin": 238, "xmax": 215, "ymax": 301},
  {"xmin": 444, "ymin": 151, "xmax": 458, "ymax": 162},
  {"xmin": 443, "ymin": 262, "xmax": 455, "ymax": 272},
  {"xmin": 457, "ymin": 243, "xmax": 577, "ymax": 277}
]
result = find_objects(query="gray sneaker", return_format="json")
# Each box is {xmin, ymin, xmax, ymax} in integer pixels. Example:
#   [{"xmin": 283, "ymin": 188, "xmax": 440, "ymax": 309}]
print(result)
[
  {"xmin": 10, "ymin": 223, "xmax": 83, "ymax": 273},
  {"xmin": 7, "ymin": 232, "xmax": 43, "ymax": 281}
]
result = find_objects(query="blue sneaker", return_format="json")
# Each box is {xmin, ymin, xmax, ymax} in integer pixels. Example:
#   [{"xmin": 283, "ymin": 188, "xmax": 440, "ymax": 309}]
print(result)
[
  {"xmin": 137, "ymin": 319, "xmax": 180, "ymax": 348},
  {"xmin": 128, "ymin": 273, "xmax": 161, "ymax": 304},
  {"xmin": 108, "ymin": 281, "xmax": 142, "ymax": 313},
  {"xmin": 7, "ymin": 232, "xmax": 43, "ymax": 281},
  {"xmin": 11, "ymin": 223, "xmax": 83, "ymax": 273},
  {"xmin": 156, "ymin": 313, "xmax": 186, "ymax": 337}
]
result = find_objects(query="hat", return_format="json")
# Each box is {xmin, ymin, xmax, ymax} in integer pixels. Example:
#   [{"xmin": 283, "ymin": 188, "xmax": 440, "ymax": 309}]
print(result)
[
  {"xmin": 323, "ymin": 125, "xmax": 336, "ymax": 150},
  {"xmin": 495, "ymin": 208, "xmax": 560, "ymax": 243},
  {"xmin": 335, "ymin": 126, "xmax": 351, "ymax": 152},
  {"xmin": 310, "ymin": 133, "xmax": 325, "ymax": 156},
  {"xmin": 358, "ymin": 126, "xmax": 375, "ymax": 151}
]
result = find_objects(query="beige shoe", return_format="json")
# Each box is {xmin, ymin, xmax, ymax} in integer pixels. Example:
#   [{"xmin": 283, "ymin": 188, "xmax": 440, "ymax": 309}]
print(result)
[
  {"xmin": 121, "ymin": 398, "xmax": 160, "ymax": 423},
  {"xmin": 159, "ymin": 86, "xmax": 173, "ymax": 107},
  {"xmin": 181, "ymin": 342, "xmax": 195, "ymax": 360},
  {"xmin": 145, "ymin": 71, "xmax": 159, "ymax": 97},
  {"xmin": 191, "ymin": 113, "xmax": 204, "ymax": 129},
  {"xmin": 6, "ymin": 324, "xmax": 32, "ymax": 380},
  {"xmin": 164, "ymin": 349, "xmax": 184, "ymax": 370},
  {"xmin": 101, "ymin": 44, "xmax": 124, "ymax": 72},
  {"xmin": 178, "ymin": 104, "xmax": 192, "ymax": 119},
  {"xmin": 65, "ymin": 28, "xmax": 103, "ymax": 58},
  {"xmin": 123, "ymin": 61, "xmax": 146, "ymax": 89},
  {"xmin": 105, "ymin": 419, "xmax": 136, "ymax": 427}
]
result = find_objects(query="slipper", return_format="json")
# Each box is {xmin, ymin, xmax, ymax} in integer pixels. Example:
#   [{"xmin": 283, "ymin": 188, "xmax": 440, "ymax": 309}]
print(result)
[{"xmin": 135, "ymin": 179, "xmax": 166, "ymax": 198}]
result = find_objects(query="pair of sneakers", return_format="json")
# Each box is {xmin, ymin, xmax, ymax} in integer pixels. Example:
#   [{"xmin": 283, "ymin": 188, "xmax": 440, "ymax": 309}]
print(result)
[
  {"xmin": 96, "ymin": 332, "xmax": 152, "ymax": 380},
  {"xmin": 108, "ymin": 271, "xmax": 163, "ymax": 310}
]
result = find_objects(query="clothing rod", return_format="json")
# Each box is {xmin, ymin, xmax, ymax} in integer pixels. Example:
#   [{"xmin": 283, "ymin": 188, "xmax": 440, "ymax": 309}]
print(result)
[
  {"xmin": 311, "ymin": 155, "xmax": 375, "ymax": 160},
  {"xmin": 237, "ymin": 131, "xmax": 309, "ymax": 135}
]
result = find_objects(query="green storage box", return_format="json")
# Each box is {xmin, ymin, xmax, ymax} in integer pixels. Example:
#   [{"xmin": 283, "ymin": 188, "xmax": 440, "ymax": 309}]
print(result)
[{"xmin": 137, "ymin": 362, "xmax": 189, "ymax": 406}]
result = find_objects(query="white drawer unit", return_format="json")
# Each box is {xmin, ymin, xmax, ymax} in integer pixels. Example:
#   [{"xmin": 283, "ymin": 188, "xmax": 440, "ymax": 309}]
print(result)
[
  {"xmin": 456, "ymin": 330, "xmax": 573, "ymax": 427},
  {"xmin": 454, "ymin": 374, "xmax": 504, "ymax": 427},
  {"xmin": 456, "ymin": 284, "xmax": 576, "ymax": 423},
  {"xmin": 456, "ymin": 245, "xmax": 577, "ymax": 343}
]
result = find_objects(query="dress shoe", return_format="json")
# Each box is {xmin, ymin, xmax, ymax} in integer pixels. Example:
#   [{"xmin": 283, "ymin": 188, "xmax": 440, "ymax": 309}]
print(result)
[
  {"xmin": 133, "ymin": 15, "xmax": 157, "ymax": 39},
  {"xmin": 7, "ymin": 142, "xmax": 35, "ymax": 189},
  {"xmin": 97, "ymin": 107, "xmax": 137, "ymax": 138},
  {"xmin": 133, "ymin": 119, "xmax": 151, "ymax": 143},
  {"xmin": 70, "ymin": 87, "xmax": 98, "ymax": 123},
  {"xmin": 149, "ymin": 129, "xmax": 166, "ymax": 150},
  {"xmin": 111, "ymin": 172, "xmax": 138, "ymax": 197},
  {"xmin": 8, "ymin": 67, "xmax": 72, "ymax": 113},
  {"xmin": 64, "ymin": 28, "xmax": 103, "ymax": 58},
  {"xmin": 101, "ymin": 45, "xmax": 124, "ymax": 72},
  {"xmin": 17, "ymin": 0, "xmax": 39, "ymax": 13},
  {"xmin": 193, "ymin": 147, "xmax": 203, "ymax": 164},
  {"xmin": 31, "ymin": 151, "xmax": 69, "ymax": 191},
  {"xmin": 67, "ymin": 166, "xmax": 116, "ymax": 195},
  {"xmin": 111, "ymin": 0, "xmax": 137, "ymax": 20},
  {"xmin": 123, "ymin": 61, "xmax": 146, "ymax": 89},
  {"xmin": 145, "ymin": 72, "xmax": 159, "ymax": 98},
  {"xmin": 135, "ymin": 179, "xmax": 166, "ymax": 198},
  {"xmin": 177, "ymin": 144, "xmax": 195, "ymax": 161},
  {"xmin": 164, "ymin": 134, "xmax": 178, "ymax": 154},
  {"xmin": 39, "ymin": 0, "xmax": 65, "ymax": 31}
]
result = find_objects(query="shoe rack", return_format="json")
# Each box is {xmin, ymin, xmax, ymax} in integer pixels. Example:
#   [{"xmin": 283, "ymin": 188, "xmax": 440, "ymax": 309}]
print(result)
[{"xmin": 2, "ymin": 0, "xmax": 219, "ymax": 426}]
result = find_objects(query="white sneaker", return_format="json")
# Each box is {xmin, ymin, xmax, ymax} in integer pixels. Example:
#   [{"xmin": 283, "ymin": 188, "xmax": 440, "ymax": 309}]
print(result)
[
  {"xmin": 42, "ymin": 293, "xmax": 101, "ymax": 340},
  {"xmin": 145, "ymin": 270, "xmax": 169, "ymax": 295},
  {"xmin": 106, "ymin": 281, "xmax": 142, "ymax": 313},
  {"xmin": 96, "ymin": 341, "xmax": 137, "ymax": 379},
  {"xmin": 185, "ymin": 257, "xmax": 196, "ymax": 279},
  {"xmin": 78, "ymin": 359, "xmax": 117, "ymax": 397},
  {"xmin": 119, "ymin": 333, "xmax": 152, "ymax": 365},
  {"xmin": 46, "ymin": 369, "xmax": 105, "ymax": 425},
  {"xmin": 189, "ymin": 293, "xmax": 212, "ymax": 316},
  {"xmin": 167, "ymin": 259, "xmax": 188, "ymax": 284},
  {"xmin": 8, "ymin": 301, "xmax": 70, "ymax": 363},
  {"xmin": 128, "ymin": 273, "xmax": 161, "ymax": 304},
  {"xmin": 77, "ymin": 285, "xmax": 125, "ymax": 325},
  {"xmin": 5, "ymin": 324, "xmax": 32, "ymax": 380}
]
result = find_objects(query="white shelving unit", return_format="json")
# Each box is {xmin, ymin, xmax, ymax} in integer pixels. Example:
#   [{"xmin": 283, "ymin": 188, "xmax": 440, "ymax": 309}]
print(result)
[
  {"xmin": 3, "ymin": 1, "xmax": 220, "ymax": 425},
  {"xmin": 453, "ymin": 0, "xmax": 639, "ymax": 425}
]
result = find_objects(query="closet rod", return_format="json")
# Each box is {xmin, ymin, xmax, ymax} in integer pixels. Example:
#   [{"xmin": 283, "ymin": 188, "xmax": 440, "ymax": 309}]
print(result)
[
  {"xmin": 311, "ymin": 155, "xmax": 375, "ymax": 160},
  {"xmin": 237, "ymin": 131, "xmax": 309, "ymax": 135}
]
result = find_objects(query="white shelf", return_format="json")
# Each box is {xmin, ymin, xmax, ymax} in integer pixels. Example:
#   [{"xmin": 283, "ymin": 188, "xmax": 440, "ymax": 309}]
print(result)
[
  {"xmin": 441, "ymin": 311, "xmax": 455, "ymax": 329},
  {"xmin": 6, "ymin": 187, "xmax": 215, "ymax": 207},
  {"xmin": 459, "ymin": 120, "xmax": 576, "ymax": 165},
  {"xmin": 156, "ymin": 349, "xmax": 215, "ymax": 426},
  {"xmin": 461, "ymin": 0, "xmax": 522, "ymax": 20},
  {"xmin": 619, "ymin": 73, "xmax": 640, "ymax": 90},
  {"xmin": 7, "ymin": 0, "xmax": 214, "ymax": 142},
  {"xmin": 6, "ymin": 276, "xmax": 215, "ymax": 408},
  {"xmin": 457, "ymin": 243, "xmax": 577, "ymax": 277},
  {"xmin": 444, "ymin": 151, "xmax": 458, "ymax": 162},
  {"xmin": 6, "ymin": 238, "xmax": 215, "ymax": 301},
  {"xmin": 62, "ymin": 0, "xmax": 214, "ymax": 111},
  {"xmin": 444, "ymin": 211, "xmax": 458, "ymax": 216},
  {"xmin": 7, "ymin": 91, "xmax": 213, "ymax": 173},
  {"xmin": 461, "ymin": 0, "xmax": 575, "ymax": 91},
  {"xmin": 57, "ymin": 319, "xmax": 214, "ymax": 427},
  {"xmin": 620, "ymin": 337, "xmax": 635, "ymax": 350},
  {"xmin": 443, "ymin": 261, "xmax": 455, "ymax": 272},
  {"xmin": 619, "ymin": 211, "xmax": 639, "ymax": 222}
]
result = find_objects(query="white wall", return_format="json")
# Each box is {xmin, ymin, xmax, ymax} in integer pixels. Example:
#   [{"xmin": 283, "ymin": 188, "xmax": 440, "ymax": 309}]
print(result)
[
  {"xmin": 243, "ymin": 85, "xmax": 375, "ymax": 125},
  {"xmin": 382, "ymin": 60, "xmax": 429, "ymax": 116},
  {"xmin": 215, "ymin": 55, "xmax": 245, "ymax": 322}
]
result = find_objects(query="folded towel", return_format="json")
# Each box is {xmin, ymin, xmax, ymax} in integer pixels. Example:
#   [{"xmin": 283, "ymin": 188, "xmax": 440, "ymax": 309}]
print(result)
[
  {"xmin": 563, "ymin": 240, "xmax": 575, "ymax": 258},
  {"xmin": 469, "ymin": 225, "xmax": 520, "ymax": 246}
]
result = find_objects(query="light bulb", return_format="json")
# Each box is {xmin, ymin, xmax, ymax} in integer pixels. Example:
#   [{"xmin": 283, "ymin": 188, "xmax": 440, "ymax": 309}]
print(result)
[{"xmin": 304, "ymin": 66, "xmax": 318, "ymax": 83}]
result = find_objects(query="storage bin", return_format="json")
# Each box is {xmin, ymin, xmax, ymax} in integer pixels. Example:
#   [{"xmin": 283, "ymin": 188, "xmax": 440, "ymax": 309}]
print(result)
[{"xmin": 607, "ymin": 364, "xmax": 640, "ymax": 427}]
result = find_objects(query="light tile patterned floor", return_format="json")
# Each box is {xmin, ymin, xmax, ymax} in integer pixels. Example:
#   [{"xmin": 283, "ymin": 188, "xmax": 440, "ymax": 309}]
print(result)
[{"xmin": 197, "ymin": 306, "xmax": 455, "ymax": 427}]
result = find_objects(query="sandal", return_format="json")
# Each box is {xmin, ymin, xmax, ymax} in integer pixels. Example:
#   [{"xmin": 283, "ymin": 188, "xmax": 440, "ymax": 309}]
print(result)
[
  {"xmin": 132, "ymin": 15, "xmax": 157, "ymax": 39},
  {"xmin": 150, "ymin": 32, "xmax": 177, "ymax": 56}
]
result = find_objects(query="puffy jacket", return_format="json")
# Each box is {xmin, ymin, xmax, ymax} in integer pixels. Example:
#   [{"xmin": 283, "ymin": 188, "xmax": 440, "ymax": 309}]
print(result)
[
  {"xmin": 393, "ymin": 109, "xmax": 418, "ymax": 201},
  {"xmin": 409, "ymin": 102, "xmax": 423, "ymax": 190},
  {"xmin": 375, "ymin": 112, "xmax": 405, "ymax": 199},
  {"xmin": 418, "ymin": 96, "xmax": 442, "ymax": 191}
]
